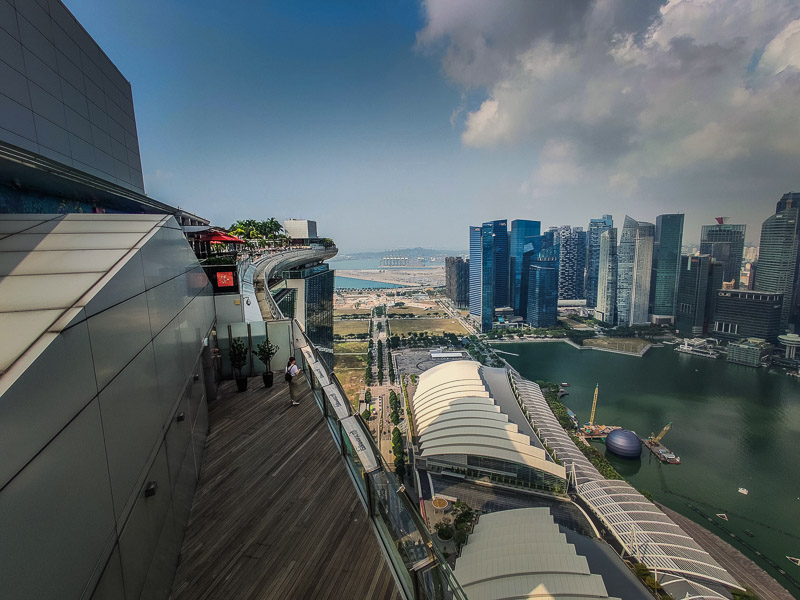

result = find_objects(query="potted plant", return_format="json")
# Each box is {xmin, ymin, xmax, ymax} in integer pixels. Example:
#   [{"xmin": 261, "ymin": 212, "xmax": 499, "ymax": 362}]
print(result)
[
  {"xmin": 229, "ymin": 338, "xmax": 249, "ymax": 392},
  {"xmin": 253, "ymin": 339, "xmax": 280, "ymax": 388}
]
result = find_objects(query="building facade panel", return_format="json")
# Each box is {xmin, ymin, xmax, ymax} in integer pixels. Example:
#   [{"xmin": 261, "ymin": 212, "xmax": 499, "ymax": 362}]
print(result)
[
  {"xmin": 0, "ymin": 399, "xmax": 116, "ymax": 600},
  {"xmin": 0, "ymin": 0, "xmax": 144, "ymax": 191}
]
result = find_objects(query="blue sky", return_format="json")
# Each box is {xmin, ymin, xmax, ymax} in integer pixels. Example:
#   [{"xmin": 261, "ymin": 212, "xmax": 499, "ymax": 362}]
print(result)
[{"xmin": 65, "ymin": 0, "xmax": 800, "ymax": 252}]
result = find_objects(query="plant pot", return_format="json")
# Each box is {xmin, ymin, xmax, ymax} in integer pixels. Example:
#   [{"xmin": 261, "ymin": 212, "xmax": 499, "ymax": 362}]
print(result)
[
  {"xmin": 235, "ymin": 376, "xmax": 248, "ymax": 392},
  {"xmin": 263, "ymin": 372, "xmax": 274, "ymax": 388}
]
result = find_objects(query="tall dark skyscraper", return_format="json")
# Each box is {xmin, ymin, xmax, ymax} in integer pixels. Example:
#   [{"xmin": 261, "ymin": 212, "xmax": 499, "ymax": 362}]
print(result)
[
  {"xmin": 526, "ymin": 265, "xmax": 559, "ymax": 327},
  {"xmin": 469, "ymin": 226, "xmax": 483, "ymax": 322},
  {"xmin": 675, "ymin": 255, "xmax": 723, "ymax": 336},
  {"xmin": 556, "ymin": 226, "xmax": 586, "ymax": 300},
  {"xmin": 586, "ymin": 215, "xmax": 613, "ymax": 308},
  {"xmin": 468, "ymin": 220, "xmax": 509, "ymax": 331},
  {"xmin": 650, "ymin": 214, "xmax": 685, "ymax": 321},
  {"xmin": 596, "ymin": 228, "xmax": 618, "ymax": 324},
  {"xmin": 510, "ymin": 219, "xmax": 541, "ymax": 315},
  {"xmin": 445, "ymin": 256, "xmax": 470, "ymax": 307},
  {"xmin": 700, "ymin": 220, "xmax": 746, "ymax": 287},
  {"xmin": 755, "ymin": 193, "xmax": 800, "ymax": 330}
]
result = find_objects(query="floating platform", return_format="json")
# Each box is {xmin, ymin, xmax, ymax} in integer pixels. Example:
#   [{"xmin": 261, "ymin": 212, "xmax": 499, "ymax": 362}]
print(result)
[{"xmin": 643, "ymin": 439, "xmax": 681, "ymax": 464}]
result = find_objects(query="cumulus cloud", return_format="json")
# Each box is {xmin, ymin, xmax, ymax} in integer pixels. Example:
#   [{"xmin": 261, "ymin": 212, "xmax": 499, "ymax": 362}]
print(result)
[{"xmin": 418, "ymin": 0, "xmax": 800, "ymax": 218}]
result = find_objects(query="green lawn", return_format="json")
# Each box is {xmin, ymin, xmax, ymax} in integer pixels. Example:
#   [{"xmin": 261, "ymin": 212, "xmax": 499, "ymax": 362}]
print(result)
[
  {"xmin": 334, "ymin": 340, "xmax": 369, "ymax": 354},
  {"xmin": 334, "ymin": 320, "xmax": 371, "ymax": 336},
  {"xmin": 389, "ymin": 318, "xmax": 468, "ymax": 336},
  {"xmin": 334, "ymin": 353, "xmax": 368, "ymax": 370}
]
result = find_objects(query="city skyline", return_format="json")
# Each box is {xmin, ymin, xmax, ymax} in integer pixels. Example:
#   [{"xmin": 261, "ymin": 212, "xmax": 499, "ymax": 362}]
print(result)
[{"xmin": 63, "ymin": 0, "xmax": 800, "ymax": 251}]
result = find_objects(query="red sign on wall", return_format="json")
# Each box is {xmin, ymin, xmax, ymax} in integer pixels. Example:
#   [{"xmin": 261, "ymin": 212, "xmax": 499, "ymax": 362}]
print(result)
[{"xmin": 216, "ymin": 271, "xmax": 234, "ymax": 287}]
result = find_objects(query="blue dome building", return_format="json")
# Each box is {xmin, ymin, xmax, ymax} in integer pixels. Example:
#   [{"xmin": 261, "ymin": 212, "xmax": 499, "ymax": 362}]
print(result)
[{"xmin": 605, "ymin": 429, "xmax": 642, "ymax": 459}]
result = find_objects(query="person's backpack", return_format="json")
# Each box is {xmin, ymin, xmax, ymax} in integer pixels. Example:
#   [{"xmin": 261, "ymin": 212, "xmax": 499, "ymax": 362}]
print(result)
[{"xmin": 284, "ymin": 368, "xmax": 293, "ymax": 382}]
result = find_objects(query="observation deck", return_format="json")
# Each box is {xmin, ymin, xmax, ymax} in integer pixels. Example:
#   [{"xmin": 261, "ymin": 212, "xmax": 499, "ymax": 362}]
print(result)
[{"xmin": 171, "ymin": 378, "xmax": 400, "ymax": 600}]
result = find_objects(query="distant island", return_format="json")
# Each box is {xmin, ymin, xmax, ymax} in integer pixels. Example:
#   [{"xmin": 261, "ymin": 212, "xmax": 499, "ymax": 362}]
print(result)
[{"xmin": 330, "ymin": 247, "xmax": 466, "ymax": 261}]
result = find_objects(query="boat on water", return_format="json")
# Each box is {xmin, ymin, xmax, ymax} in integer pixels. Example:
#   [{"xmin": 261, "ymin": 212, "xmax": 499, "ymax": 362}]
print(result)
[
  {"xmin": 745, "ymin": 530, "xmax": 755, "ymax": 537},
  {"xmin": 716, "ymin": 513, "xmax": 728, "ymax": 521},
  {"xmin": 561, "ymin": 382, "xmax": 570, "ymax": 387},
  {"xmin": 788, "ymin": 557, "xmax": 800, "ymax": 566},
  {"xmin": 738, "ymin": 487, "xmax": 749, "ymax": 495}
]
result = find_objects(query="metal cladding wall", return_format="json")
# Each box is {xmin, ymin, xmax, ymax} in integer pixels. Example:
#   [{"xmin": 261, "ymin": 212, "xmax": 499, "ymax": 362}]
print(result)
[
  {"xmin": 0, "ymin": 0, "xmax": 144, "ymax": 191},
  {"xmin": 0, "ymin": 219, "xmax": 215, "ymax": 600},
  {"xmin": 605, "ymin": 429, "xmax": 642, "ymax": 459}
]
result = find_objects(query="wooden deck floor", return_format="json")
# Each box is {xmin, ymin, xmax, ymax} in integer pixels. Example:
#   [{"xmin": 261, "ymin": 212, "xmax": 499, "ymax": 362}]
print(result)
[{"xmin": 171, "ymin": 378, "xmax": 401, "ymax": 600}]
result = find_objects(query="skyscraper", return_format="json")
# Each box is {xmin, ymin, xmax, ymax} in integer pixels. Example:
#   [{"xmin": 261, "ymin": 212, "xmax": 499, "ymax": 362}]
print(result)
[
  {"xmin": 755, "ymin": 193, "xmax": 800, "ymax": 330},
  {"xmin": 469, "ymin": 226, "xmax": 483, "ymax": 321},
  {"xmin": 468, "ymin": 220, "xmax": 509, "ymax": 331},
  {"xmin": 700, "ymin": 220, "xmax": 746, "ymax": 287},
  {"xmin": 616, "ymin": 217, "xmax": 655, "ymax": 325},
  {"xmin": 510, "ymin": 219, "xmax": 542, "ymax": 315},
  {"xmin": 445, "ymin": 256, "xmax": 470, "ymax": 307},
  {"xmin": 556, "ymin": 226, "xmax": 586, "ymax": 300},
  {"xmin": 526, "ymin": 265, "xmax": 559, "ymax": 327},
  {"xmin": 586, "ymin": 215, "xmax": 614, "ymax": 308},
  {"xmin": 675, "ymin": 255, "xmax": 724, "ymax": 336},
  {"xmin": 650, "ymin": 214, "xmax": 685, "ymax": 322},
  {"xmin": 596, "ymin": 228, "xmax": 618, "ymax": 324}
]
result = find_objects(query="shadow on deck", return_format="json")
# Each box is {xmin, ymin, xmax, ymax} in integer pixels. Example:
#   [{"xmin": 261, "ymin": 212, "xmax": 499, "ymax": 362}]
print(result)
[{"xmin": 171, "ymin": 377, "xmax": 401, "ymax": 600}]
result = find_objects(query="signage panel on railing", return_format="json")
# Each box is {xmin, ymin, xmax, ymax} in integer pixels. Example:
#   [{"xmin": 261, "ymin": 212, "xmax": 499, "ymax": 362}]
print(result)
[
  {"xmin": 322, "ymin": 383, "xmax": 350, "ymax": 421},
  {"xmin": 341, "ymin": 415, "xmax": 379, "ymax": 474},
  {"xmin": 300, "ymin": 346, "xmax": 330, "ymax": 386}
]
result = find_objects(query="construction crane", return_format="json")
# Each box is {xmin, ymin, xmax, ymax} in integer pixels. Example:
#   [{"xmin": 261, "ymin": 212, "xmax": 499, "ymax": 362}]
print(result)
[
  {"xmin": 588, "ymin": 384, "xmax": 599, "ymax": 427},
  {"xmin": 649, "ymin": 422, "xmax": 672, "ymax": 444}
]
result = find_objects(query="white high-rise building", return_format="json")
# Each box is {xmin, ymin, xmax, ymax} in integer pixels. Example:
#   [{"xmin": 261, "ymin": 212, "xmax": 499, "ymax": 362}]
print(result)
[
  {"xmin": 596, "ymin": 228, "xmax": 618, "ymax": 324},
  {"xmin": 616, "ymin": 216, "xmax": 655, "ymax": 325}
]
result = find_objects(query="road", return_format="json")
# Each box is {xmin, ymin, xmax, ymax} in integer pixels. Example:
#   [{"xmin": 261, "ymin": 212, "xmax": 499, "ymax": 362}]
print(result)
[{"xmin": 436, "ymin": 297, "xmax": 477, "ymax": 335}]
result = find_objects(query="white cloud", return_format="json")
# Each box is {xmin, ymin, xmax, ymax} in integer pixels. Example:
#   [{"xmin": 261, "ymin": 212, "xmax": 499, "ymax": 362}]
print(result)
[{"xmin": 418, "ymin": 0, "xmax": 800, "ymax": 205}]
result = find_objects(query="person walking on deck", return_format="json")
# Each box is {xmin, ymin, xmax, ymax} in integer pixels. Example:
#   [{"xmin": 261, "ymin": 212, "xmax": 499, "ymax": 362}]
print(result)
[{"xmin": 285, "ymin": 357, "xmax": 301, "ymax": 405}]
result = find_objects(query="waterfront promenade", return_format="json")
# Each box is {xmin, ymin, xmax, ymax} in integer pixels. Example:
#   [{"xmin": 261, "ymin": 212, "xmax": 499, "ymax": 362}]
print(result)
[
  {"xmin": 491, "ymin": 336, "xmax": 654, "ymax": 357},
  {"xmin": 657, "ymin": 504, "xmax": 794, "ymax": 600}
]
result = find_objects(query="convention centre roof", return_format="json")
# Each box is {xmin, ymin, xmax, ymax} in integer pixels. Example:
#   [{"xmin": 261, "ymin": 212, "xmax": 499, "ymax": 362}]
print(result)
[
  {"xmin": 412, "ymin": 361, "xmax": 565, "ymax": 479},
  {"xmin": 454, "ymin": 507, "xmax": 617, "ymax": 600}
]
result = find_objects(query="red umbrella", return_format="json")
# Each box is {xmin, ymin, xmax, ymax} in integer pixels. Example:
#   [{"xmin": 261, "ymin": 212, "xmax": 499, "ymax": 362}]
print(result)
[{"xmin": 201, "ymin": 231, "xmax": 246, "ymax": 243}]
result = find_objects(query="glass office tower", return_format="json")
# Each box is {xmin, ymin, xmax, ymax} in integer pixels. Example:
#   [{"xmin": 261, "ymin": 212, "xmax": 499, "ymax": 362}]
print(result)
[
  {"xmin": 526, "ymin": 265, "xmax": 559, "ymax": 327},
  {"xmin": 469, "ymin": 226, "xmax": 482, "ymax": 321},
  {"xmin": 675, "ymin": 255, "xmax": 724, "ymax": 336},
  {"xmin": 650, "ymin": 214, "xmax": 685, "ymax": 321},
  {"xmin": 755, "ymin": 193, "xmax": 800, "ymax": 330},
  {"xmin": 556, "ymin": 226, "xmax": 586, "ymax": 300},
  {"xmin": 700, "ymin": 222, "xmax": 746, "ymax": 287},
  {"xmin": 510, "ymin": 219, "xmax": 541, "ymax": 315},
  {"xmin": 469, "ymin": 220, "xmax": 508, "ymax": 331},
  {"xmin": 586, "ymin": 215, "xmax": 613, "ymax": 308}
]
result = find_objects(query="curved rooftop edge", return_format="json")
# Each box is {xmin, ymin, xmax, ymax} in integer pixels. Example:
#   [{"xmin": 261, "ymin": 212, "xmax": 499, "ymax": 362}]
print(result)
[
  {"xmin": 240, "ymin": 245, "xmax": 338, "ymax": 321},
  {"xmin": 412, "ymin": 361, "xmax": 566, "ymax": 481},
  {"xmin": 509, "ymin": 373, "xmax": 743, "ymax": 595}
]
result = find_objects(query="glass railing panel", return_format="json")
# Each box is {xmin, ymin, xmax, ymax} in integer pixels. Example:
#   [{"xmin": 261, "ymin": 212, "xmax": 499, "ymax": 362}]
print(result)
[
  {"xmin": 266, "ymin": 320, "xmax": 293, "ymax": 373},
  {"xmin": 249, "ymin": 320, "xmax": 267, "ymax": 375}
]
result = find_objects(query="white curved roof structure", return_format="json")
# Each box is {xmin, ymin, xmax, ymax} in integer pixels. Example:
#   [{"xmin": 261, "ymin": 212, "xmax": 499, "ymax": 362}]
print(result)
[
  {"xmin": 454, "ymin": 507, "xmax": 618, "ymax": 600},
  {"xmin": 412, "ymin": 361, "xmax": 565, "ymax": 479},
  {"xmin": 510, "ymin": 373, "xmax": 741, "ymax": 594}
]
